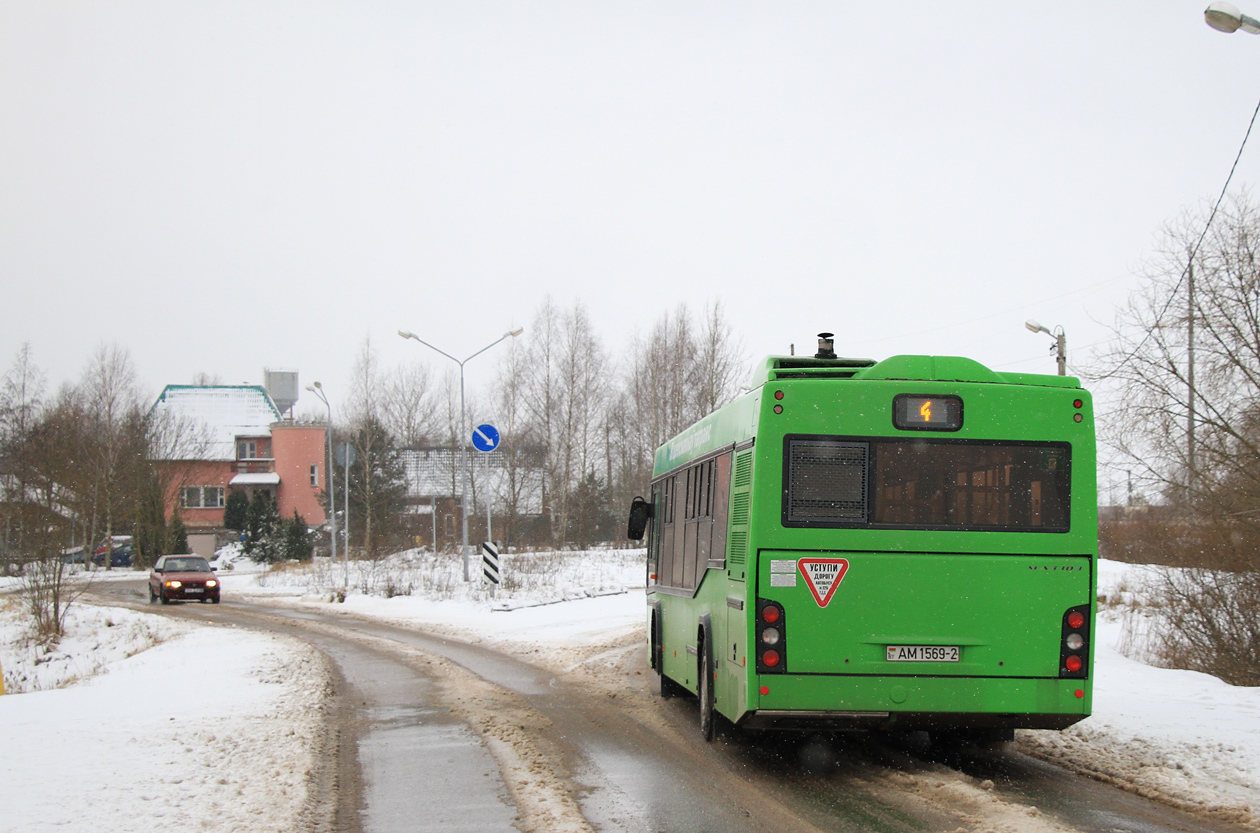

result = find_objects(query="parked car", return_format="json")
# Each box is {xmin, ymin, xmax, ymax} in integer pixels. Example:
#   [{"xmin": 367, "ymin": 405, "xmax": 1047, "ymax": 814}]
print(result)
[
  {"xmin": 92, "ymin": 536, "xmax": 134, "ymax": 568},
  {"xmin": 149, "ymin": 555, "xmax": 220, "ymax": 604}
]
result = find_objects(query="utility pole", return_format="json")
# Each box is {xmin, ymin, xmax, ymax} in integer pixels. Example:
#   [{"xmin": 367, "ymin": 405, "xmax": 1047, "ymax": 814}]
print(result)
[{"xmin": 1187, "ymin": 251, "xmax": 1197, "ymax": 505}]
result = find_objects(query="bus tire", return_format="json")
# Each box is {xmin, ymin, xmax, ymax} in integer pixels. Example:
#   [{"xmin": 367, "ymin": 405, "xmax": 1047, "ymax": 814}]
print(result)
[
  {"xmin": 650, "ymin": 611, "xmax": 662, "ymax": 673},
  {"xmin": 698, "ymin": 636, "xmax": 715, "ymax": 742}
]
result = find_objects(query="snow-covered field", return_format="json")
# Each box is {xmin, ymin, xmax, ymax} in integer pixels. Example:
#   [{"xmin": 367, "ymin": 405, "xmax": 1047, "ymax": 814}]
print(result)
[
  {"xmin": 0, "ymin": 553, "xmax": 1257, "ymax": 831},
  {"xmin": 0, "ymin": 598, "xmax": 327, "ymax": 833}
]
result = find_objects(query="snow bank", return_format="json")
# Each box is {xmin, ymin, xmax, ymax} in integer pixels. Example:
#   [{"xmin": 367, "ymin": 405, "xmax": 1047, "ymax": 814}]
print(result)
[
  {"xmin": 0, "ymin": 612, "xmax": 327, "ymax": 833},
  {"xmin": 1017, "ymin": 559, "xmax": 1260, "ymax": 826}
]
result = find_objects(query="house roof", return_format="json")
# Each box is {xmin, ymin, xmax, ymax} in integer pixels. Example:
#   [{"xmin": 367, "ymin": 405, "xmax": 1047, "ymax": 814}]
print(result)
[
  {"xmin": 151, "ymin": 385, "xmax": 282, "ymax": 461},
  {"xmin": 400, "ymin": 448, "xmax": 543, "ymax": 514}
]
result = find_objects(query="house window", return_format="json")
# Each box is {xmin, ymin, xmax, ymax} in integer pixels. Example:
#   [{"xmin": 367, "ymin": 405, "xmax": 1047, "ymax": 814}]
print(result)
[
  {"xmin": 238, "ymin": 440, "xmax": 258, "ymax": 460},
  {"xmin": 310, "ymin": 464, "xmax": 319, "ymax": 487},
  {"xmin": 181, "ymin": 486, "xmax": 225, "ymax": 509}
]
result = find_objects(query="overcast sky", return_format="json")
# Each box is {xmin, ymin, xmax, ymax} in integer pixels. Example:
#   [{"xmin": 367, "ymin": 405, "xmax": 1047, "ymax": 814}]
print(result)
[{"xmin": 4, "ymin": 2, "xmax": 1259, "ymax": 482}]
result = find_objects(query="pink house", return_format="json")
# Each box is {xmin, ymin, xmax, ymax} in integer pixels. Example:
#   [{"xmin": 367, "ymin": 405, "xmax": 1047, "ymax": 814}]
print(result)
[{"xmin": 150, "ymin": 385, "xmax": 327, "ymax": 536}]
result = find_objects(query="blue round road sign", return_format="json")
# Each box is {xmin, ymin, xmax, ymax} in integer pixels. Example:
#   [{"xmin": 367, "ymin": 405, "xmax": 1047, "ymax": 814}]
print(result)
[{"xmin": 472, "ymin": 423, "xmax": 500, "ymax": 452}]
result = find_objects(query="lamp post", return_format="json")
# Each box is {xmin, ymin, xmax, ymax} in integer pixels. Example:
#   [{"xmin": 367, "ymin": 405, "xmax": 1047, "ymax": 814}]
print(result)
[
  {"xmin": 1205, "ymin": 2, "xmax": 1260, "ymax": 33},
  {"xmin": 1025, "ymin": 319, "xmax": 1067, "ymax": 376},
  {"xmin": 304, "ymin": 382, "xmax": 341, "ymax": 586},
  {"xmin": 398, "ymin": 326, "xmax": 524, "ymax": 581}
]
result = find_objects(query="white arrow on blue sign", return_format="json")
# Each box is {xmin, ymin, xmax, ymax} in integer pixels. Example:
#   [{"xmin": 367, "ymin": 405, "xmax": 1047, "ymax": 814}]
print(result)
[{"xmin": 472, "ymin": 423, "xmax": 500, "ymax": 452}]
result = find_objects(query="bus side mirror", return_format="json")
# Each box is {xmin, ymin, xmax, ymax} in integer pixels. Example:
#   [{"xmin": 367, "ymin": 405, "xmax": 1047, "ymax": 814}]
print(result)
[{"xmin": 627, "ymin": 496, "xmax": 653, "ymax": 541}]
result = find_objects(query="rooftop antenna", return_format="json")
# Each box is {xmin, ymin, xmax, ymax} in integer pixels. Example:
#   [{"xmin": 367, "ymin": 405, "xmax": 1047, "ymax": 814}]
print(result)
[{"xmin": 814, "ymin": 332, "xmax": 836, "ymax": 360}]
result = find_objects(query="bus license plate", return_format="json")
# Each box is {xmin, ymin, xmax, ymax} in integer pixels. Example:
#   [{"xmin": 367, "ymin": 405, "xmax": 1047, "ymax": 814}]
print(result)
[{"xmin": 886, "ymin": 645, "xmax": 959, "ymax": 662}]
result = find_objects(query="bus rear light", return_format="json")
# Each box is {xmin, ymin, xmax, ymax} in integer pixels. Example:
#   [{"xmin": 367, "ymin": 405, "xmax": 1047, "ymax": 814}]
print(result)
[
  {"xmin": 1060, "ymin": 604, "xmax": 1090, "ymax": 679},
  {"xmin": 756, "ymin": 599, "xmax": 786, "ymax": 673}
]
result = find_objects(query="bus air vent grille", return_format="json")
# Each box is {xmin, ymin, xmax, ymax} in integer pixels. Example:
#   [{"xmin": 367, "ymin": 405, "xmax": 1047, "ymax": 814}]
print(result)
[
  {"xmin": 787, "ymin": 441, "xmax": 868, "ymax": 522},
  {"xmin": 730, "ymin": 492, "xmax": 751, "ymax": 525},
  {"xmin": 772, "ymin": 370, "xmax": 859, "ymax": 380},
  {"xmin": 728, "ymin": 531, "xmax": 747, "ymax": 565},
  {"xmin": 734, "ymin": 451, "xmax": 753, "ymax": 488}
]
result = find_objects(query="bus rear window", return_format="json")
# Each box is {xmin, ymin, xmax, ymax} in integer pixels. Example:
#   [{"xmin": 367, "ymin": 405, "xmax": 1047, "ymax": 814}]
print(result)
[
  {"xmin": 783, "ymin": 436, "xmax": 1070, "ymax": 531},
  {"xmin": 874, "ymin": 441, "xmax": 1069, "ymax": 531}
]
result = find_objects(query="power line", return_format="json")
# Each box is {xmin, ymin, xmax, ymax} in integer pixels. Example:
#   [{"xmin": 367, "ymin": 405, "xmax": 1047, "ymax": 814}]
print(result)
[{"xmin": 1101, "ymin": 89, "xmax": 1260, "ymax": 379}]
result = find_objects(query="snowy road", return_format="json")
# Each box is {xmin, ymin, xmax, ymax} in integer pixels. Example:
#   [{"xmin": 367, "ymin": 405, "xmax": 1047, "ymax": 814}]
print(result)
[{"xmin": 75, "ymin": 577, "xmax": 1257, "ymax": 833}]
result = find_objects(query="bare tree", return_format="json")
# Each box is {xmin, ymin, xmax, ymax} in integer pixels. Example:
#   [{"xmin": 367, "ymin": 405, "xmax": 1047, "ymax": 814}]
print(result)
[
  {"xmin": 1098, "ymin": 193, "xmax": 1260, "ymax": 545},
  {"xmin": 493, "ymin": 337, "xmax": 546, "ymax": 547},
  {"xmin": 0, "ymin": 343, "xmax": 46, "ymax": 573},
  {"xmin": 79, "ymin": 344, "xmax": 144, "ymax": 571},
  {"xmin": 610, "ymin": 302, "xmax": 748, "ymax": 512},
  {"xmin": 8, "ymin": 384, "xmax": 95, "ymax": 641},
  {"xmin": 694, "ymin": 300, "xmax": 745, "ymax": 416},
  {"xmin": 552, "ymin": 302, "xmax": 609, "ymax": 543},
  {"xmin": 1096, "ymin": 192, "xmax": 1260, "ymax": 683},
  {"xmin": 522, "ymin": 297, "xmax": 563, "ymax": 535},
  {"xmin": 343, "ymin": 337, "xmax": 407, "ymax": 558},
  {"xmin": 518, "ymin": 299, "xmax": 610, "ymax": 546},
  {"xmin": 382, "ymin": 363, "xmax": 437, "ymax": 448}
]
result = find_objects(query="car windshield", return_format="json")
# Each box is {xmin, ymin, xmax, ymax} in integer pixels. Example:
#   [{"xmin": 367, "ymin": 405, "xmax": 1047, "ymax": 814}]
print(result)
[{"xmin": 165, "ymin": 557, "xmax": 211, "ymax": 572}]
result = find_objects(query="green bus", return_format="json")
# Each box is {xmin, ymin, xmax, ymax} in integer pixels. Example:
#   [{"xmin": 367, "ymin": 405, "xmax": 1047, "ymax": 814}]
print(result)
[{"xmin": 628, "ymin": 335, "xmax": 1096, "ymax": 743}]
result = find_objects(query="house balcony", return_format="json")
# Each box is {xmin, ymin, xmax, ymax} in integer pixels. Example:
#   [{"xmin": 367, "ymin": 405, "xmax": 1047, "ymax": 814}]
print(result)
[{"xmin": 235, "ymin": 457, "xmax": 276, "ymax": 475}]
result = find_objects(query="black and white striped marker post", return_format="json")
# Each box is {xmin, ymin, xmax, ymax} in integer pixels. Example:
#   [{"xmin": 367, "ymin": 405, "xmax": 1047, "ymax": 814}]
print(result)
[{"xmin": 482, "ymin": 541, "xmax": 500, "ymax": 596}]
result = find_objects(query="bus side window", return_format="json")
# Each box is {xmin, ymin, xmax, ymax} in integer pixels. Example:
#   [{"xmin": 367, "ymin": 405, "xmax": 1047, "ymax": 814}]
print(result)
[
  {"xmin": 644, "ymin": 487, "xmax": 662, "ymax": 583},
  {"xmin": 692, "ymin": 460, "xmax": 712, "ymax": 587},
  {"xmin": 711, "ymin": 453, "xmax": 731, "ymax": 566},
  {"xmin": 682, "ymin": 466, "xmax": 698, "ymax": 588},
  {"xmin": 660, "ymin": 476, "xmax": 678, "ymax": 588}
]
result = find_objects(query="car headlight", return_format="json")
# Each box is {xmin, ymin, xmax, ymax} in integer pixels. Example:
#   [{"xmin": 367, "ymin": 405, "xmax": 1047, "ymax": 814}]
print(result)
[
  {"xmin": 206, "ymin": 580, "xmax": 217, "ymax": 588},
  {"xmin": 166, "ymin": 580, "xmax": 182, "ymax": 589}
]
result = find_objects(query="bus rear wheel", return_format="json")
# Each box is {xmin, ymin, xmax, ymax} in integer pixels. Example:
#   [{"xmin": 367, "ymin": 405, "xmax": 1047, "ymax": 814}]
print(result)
[{"xmin": 698, "ymin": 642, "xmax": 715, "ymax": 742}]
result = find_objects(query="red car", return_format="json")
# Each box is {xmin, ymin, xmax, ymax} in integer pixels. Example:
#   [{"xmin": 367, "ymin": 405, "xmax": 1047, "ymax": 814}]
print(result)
[{"xmin": 149, "ymin": 555, "xmax": 220, "ymax": 604}]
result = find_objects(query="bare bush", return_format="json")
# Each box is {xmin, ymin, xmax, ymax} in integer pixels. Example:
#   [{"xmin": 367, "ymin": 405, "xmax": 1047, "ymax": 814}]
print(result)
[
  {"xmin": 1146, "ymin": 566, "xmax": 1260, "ymax": 686},
  {"xmin": 19, "ymin": 558, "xmax": 86, "ymax": 643}
]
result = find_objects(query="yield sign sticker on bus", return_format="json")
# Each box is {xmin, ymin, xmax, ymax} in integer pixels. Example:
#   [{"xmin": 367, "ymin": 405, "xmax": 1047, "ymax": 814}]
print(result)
[{"xmin": 798, "ymin": 558, "xmax": 850, "ymax": 607}]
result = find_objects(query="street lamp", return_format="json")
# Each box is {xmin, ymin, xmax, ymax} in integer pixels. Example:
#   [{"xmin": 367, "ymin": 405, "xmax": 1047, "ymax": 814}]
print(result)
[
  {"xmin": 1025, "ymin": 319, "xmax": 1067, "ymax": 376},
  {"xmin": 398, "ymin": 326, "xmax": 524, "ymax": 581},
  {"xmin": 1205, "ymin": 2, "xmax": 1260, "ymax": 33},
  {"xmin": 304, "ymin": 382, "xmax": 342, "ymax": 590}
]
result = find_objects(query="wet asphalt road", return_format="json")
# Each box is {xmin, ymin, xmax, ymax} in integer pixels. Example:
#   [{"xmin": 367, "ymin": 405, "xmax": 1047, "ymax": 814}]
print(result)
[{"xmin": 90, "ymin": 582, "xmax": 1256, "ymax": 833}]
